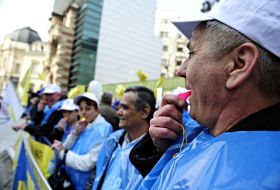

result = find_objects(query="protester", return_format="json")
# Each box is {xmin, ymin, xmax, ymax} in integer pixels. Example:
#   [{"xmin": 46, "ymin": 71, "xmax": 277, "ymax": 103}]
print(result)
[
  {"xmin": 52, "ymin": 92, "xmax": 113, "ymax": 190},
  {"xmin": 13, "ymin": 84, "xmax": 64, "ymax": 142},
  {"xmin": 91, "ymin": 86, "xmax": 156, "ymax": 190},
  {"xmin": 99, "ymin": 92, "xmax": 120, "ymax": 131},
  {"xmin": 49, "ymin": 99, "xmax": 79, "ymax": 143},
  {"xmin": 130, "ymin": 0, "xmax": 280, "ymax": 189},
  {"xmin": 21, "ymin": 91, "xmax": 44, "ymax": 125}
]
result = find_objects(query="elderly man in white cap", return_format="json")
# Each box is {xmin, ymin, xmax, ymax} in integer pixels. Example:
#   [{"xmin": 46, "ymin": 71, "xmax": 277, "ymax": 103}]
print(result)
[
  {"xmin": 129, "ymin": 0, "xmax": 280, "ymax": 189},
  {"xmin": 13, "ymin": 84, "xmax": 64, "ymax": 142}
]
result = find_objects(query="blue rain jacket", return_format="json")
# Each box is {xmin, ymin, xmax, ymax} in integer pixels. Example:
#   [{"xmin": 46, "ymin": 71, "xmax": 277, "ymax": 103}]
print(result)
[
  {"xmin": 138, "ymin": 111, "xmax": 203, "ymax": 190},
  {"xmin": 142, "ymin": 130, "xmax": 280, "ymax": 190},
  {"xmin": 93, "ymin": 129, "xmax": 144, "ymax": 190},
  {"xmin": 66, "ymin": 120, "xmax": 112, "ymax": 190},
  {"xmin": 40, "ymin": 100, "xmax": 63, "ymax": 125}
]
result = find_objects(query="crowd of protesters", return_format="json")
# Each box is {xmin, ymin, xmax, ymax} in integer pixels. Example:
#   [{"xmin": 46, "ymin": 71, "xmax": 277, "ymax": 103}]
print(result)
[
  {"xmin": 12, "ymin": 81, "xmax": 158, "ymax": 190},
  {"xmin": 11, "ymin": 0, "xmax": 280, "ymax": 189}
]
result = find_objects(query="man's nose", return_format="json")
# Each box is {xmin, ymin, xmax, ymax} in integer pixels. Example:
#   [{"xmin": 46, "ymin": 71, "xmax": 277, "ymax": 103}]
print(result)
[
  {"xmin": 117, "ymin": 108, "xmax": 123, "ymax": 116},
  {"xmin": 176, "ymin": 60, "xmax": 188, "ymax": 78}
]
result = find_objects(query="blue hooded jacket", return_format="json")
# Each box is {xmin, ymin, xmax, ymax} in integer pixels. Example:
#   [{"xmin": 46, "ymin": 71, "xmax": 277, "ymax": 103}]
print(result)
[
  {"xmin": 145, "ymin": 130, "xmax": 280, "ymax": 190},
  {"xmin": 137, "ymin": 111, "xmax": 203, "ymax": 190},
  {"xmin": 93, "ymin": 129, "xmax": 144, "ymax": 190},
  {"xmin": 66, "ymin": 118, "xmax": 112, "ymax": 190}
]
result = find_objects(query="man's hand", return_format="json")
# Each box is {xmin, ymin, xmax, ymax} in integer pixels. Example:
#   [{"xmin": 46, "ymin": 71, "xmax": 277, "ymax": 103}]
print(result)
[
  {"xmin": 37, "ymin": 100, "xmax": 46, "ymax": 111},
  {"xmin": 72, "ymin": 120, "xmax": 86, "ymax": 136},
  {"xmin": 12, "ymin": 119, "xmax": 27, "ymax": 131},
  {"xmin": 57, "ymin": 118, "xmax": 67, "ymax": 131},
  {"xmin": 149, "ymin": 94, "xmax": 185, "ymax": 153},
  {"xmin": 52, "ymin": 140, "xmax": 63, "ymax": 151}
]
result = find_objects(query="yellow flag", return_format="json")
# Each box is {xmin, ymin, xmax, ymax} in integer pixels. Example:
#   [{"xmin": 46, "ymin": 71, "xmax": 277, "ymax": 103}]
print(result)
[
  {"xmin": 68, "ymin": 85, "xmax": 86, "ymax": 99},
  {"xmin": 115, "ymin": 84, "xmax": 125, "ymax": 97},
  {"xmin": 155, "ymin": 76, "xmax": 165, "ymax": 88},
  {"xmin": 137, "ymin": 69, "xmax": 148, "ymax": 83},
  {"xmin": 29, "ymin": 137, "xmax": 55, "ymax": 179},
  {"xmin": 19, "ymin": 63, "xmax": 35, "ymax": 106}
]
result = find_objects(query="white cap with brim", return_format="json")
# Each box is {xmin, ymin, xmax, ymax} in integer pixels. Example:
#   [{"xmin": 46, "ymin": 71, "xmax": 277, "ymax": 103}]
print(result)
[
  {"xmin": 74, "ymin": 92, "xmax": 100, "ymax": 108},
  {"xmin": 59, "ymin": 99, "xmax": 79, "ymax": 111},
  {"xmin": 42, "ymin": 84, "xmax": 61, "ymax": 94},
  {"xmin": 172, "ymin": 0, "xmax": 280, "ymax": 58}
]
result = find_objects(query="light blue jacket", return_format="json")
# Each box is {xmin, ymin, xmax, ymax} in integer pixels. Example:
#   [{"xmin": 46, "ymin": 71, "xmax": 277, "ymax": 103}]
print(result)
[
  {"xmin": 40, "ymin": 100, "xmax": 63, "ymax": 125},
  {"xmin": 140, "ymin": 130, "xmax": 280, "ymax": 190},
  {"xmin": 93, "ymin": 129, "xmax": 144, "ymax": 190},
  {"xmin": 138, "ymin": 111, "xmax": 202, "ymax": 190},
  {"xmin": 66, "ymin": 117, "xmax": 112, "ymax": 190}
]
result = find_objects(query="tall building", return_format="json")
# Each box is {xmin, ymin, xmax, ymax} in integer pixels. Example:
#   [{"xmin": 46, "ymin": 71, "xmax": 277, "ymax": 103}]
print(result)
[
  {"xmin": 155, "ymin": 9, "xmax": 189, "ymax": 78},
  {"xmin": 94, "ymin": 0, "xmax": 162, "ymax": 84},
  {"xmin": 69, "ymin": 0, "xmax": 103, "ymax": 88},
  {"xmin": 48, "ymin": 0, "xmax": 161, "ymax": 90},
  {"xmin": 0, "ymin": 27, "xmax": 47, "ymax": 93}
]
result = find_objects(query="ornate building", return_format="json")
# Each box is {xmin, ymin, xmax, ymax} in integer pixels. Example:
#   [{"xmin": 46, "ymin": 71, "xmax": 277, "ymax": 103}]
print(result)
[
  {"xmin": 46, "ymin": 2, "xmax": 79, "ymax": 93},
  {"xmin": 0, "ymin": 27, "xmax": 47, "ymax": 93}
]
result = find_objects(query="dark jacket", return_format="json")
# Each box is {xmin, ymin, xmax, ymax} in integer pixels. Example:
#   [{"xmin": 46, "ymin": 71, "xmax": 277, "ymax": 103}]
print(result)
[{"xmin": 24, "ymin": 107, "xmax": 63, "ymax": 142}]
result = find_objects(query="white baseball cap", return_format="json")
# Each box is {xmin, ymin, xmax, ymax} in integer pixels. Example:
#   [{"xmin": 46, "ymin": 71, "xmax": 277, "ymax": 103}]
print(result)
[
  {"xmin": 42, "ymin": 84, "xmax": 61, "ymax": 94},
  {"xmin": 172, "ymin": 0, "xmax": 280, "ymax": 58},
  {"xmin": 59, "ymin": 99, "xmax": 79, "ymax": 111},
  {"xmin": 74, "ymin": 92, "xmax": 100, "ymax": 108}
]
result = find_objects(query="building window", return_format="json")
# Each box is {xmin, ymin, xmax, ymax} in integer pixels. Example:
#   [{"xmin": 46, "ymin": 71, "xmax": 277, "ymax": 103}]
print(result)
[
  {"xmin": 161, "ymin": 19, "xmax": 168, "ymax": 24},
  {"xmin": 160, "ymin": 32, "xmax": 168, "ymax": 38},
  {"xmin": 163, "ymin": 45, "xmax": 168, "ymax": 51},
  {"xmin": 162, "ymin": 59, "xmax": 168, "ymax": 67},
  {"xmin": 13, "ymin": 63, "xmax": 21, "ymax": 74},
  {"xmin": 177, "ymin": 47, "xmax": 183, "ymax": 52},
  {"xmin": 176, "ymin": 60, "xmax": 181, "ymax": 66}
]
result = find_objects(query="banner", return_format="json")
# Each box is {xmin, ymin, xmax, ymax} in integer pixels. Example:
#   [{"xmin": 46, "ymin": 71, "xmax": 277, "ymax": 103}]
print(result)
[
  {"xmin": 12, "ymin": 133, "xmax": 52, "ymax": 190},
  {"xmin": 29, "ymin": 137, "xmax": 55, "ymax": 179},
  {"xmin": 2, "ymin": 80, "xmax": 25, "ymax": 121}
]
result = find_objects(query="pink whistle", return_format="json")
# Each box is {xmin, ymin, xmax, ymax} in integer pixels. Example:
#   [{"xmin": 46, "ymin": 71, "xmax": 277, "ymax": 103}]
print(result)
[{"xmin": 177, "ymin": 91, "xmax": 191, "ymax": 102}]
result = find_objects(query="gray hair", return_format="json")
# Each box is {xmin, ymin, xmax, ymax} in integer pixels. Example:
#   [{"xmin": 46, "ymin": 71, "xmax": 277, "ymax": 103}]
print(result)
[
  {"xmin": 195, "ymin": 20, "xmax": 280, "ymax": 98},
  {"xmin": 124, "ymin": 86, "xmax": 156, "ymax": 122}
]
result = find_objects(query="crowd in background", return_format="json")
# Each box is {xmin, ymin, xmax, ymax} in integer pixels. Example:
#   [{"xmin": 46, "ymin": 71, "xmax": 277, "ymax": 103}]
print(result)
[
  {"xmin": 6, "ymin": 0, "xmax": 280, "ymax": 189},
  {"xmin": 12, "ymin": 81, "xmax": 159, "ymax": 190}
]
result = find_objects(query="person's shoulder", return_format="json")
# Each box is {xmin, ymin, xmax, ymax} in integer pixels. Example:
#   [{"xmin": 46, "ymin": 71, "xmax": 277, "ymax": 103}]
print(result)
[{"xmin": 100, "ymin": 105, "xmax": 117, "ymax": 114}]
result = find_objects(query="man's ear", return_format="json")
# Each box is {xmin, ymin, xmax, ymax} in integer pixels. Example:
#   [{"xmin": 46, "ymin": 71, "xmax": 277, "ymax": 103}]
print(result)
[
  {"xmin": 225, "ymin": 42, "xmax": 259, "ymax": 89},
  {"xmin": 141, "ymin": 105, "xmax": 151, "ymax": 119}
]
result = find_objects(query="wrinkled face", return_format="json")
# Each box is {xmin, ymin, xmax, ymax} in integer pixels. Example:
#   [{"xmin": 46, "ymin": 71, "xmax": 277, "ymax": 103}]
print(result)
[
  {"xmin": 62, "ymin": 110, "xmax": 78, "ymax": 124},
  {"xmin": 44, "ymin": 93, "xmax": 60, "ymax": 107},
  {"xmin": 180, "ymin": 31, "xmax": 228, "ymax": 128},
  {"xmin": 44, "ymin": 93, "xmax": 53, "ymax": 107},
  {"xmin": 78, "ymin": 100, "xmax": 99, "ymax": 124},
  {"xmin": 117, "ymin": 92, "xmax": 143, "ymax": 130}
]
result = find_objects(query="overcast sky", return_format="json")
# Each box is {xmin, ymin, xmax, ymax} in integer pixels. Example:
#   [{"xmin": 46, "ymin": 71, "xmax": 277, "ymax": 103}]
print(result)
[
  {"xmin": 0, "ymin": 0, "xmax": 55, "ymax": 42},
  {"xmin": 0, "ymin": 0, "xmax": 203, "ymax": 43}
]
